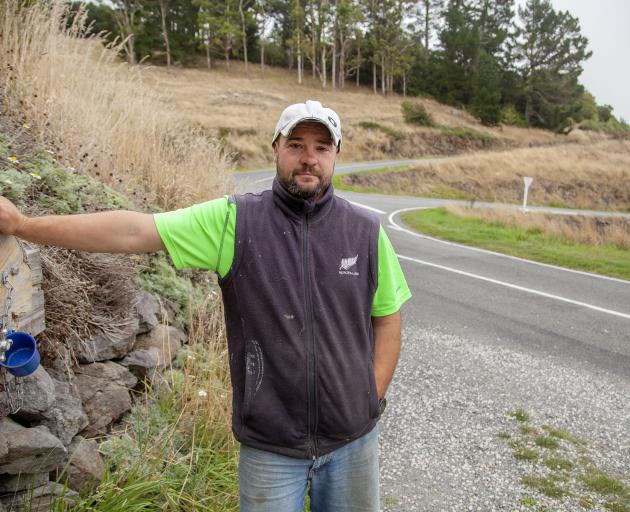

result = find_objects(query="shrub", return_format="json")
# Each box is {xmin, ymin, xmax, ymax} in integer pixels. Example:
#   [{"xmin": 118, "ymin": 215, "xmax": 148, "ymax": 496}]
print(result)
[
  {"xmin": 401, "ymin": 101, "xmax": 435, "ymax": 127},
  {"xmin": 357, "ymin": 121, "xmax": 404, "ymax": 140},
  {"xmin": 500, "ymin": 104, "xmax": 529, "ymax": 128}
]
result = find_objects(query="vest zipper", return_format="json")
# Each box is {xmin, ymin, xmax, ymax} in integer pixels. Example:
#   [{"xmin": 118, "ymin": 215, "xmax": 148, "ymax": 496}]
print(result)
[{"xmin": 303, "ymin": 212, "xmax": 319, "ymax": 458}]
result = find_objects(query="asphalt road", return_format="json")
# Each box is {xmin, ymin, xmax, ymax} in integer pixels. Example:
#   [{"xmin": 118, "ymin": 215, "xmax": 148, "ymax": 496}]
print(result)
[{"xmin": 234, "ymin": 164, "xmax": 630, "ymax": 510}]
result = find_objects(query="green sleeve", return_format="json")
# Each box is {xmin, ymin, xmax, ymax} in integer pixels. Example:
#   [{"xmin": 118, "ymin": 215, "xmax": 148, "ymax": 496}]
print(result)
[
  {"xmin": 371, "ymin": 225, "xmax": 412, "ymax": 317},
  {"xmin": 153, "ymin": 196, "xmax": 236, "ymax": 278}
]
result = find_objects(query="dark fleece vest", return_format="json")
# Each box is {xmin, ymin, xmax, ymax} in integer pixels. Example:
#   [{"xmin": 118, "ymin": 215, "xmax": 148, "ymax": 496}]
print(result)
[{"xmin": 219, "ymin": 178, "xmax": 381, "ymax": 459}]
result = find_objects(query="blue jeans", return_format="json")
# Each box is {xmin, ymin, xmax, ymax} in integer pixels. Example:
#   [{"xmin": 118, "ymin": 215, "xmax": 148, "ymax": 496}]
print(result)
[{"xmin": 238, "ymin": 425, "xmax": 380, "ymax": 512}]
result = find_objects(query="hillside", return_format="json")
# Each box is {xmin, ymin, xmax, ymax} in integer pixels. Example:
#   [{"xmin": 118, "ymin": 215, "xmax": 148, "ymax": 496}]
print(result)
[{"xmin": 140, "ymin": 62, "xmax": 564, "ymax": 168}]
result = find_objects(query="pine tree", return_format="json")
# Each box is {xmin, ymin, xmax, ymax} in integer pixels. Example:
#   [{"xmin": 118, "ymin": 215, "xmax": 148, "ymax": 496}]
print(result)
[
  {"xmin": 470, "ymin": 49, "xmax": 502, "ymax": 125},
  {"xmin": 514, "ymin": 0, "xmax": 592, "ymax": 128}
]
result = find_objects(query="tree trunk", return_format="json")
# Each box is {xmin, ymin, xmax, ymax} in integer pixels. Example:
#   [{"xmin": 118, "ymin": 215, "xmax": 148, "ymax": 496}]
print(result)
[
  {"xmin": 239, "ymin": 0, "xmax": 248, "ymax": 73},
  {"xmin": 381, "ymin": 55, "xmax": 385, "ymax": 95},
  {"xmin": 339, "ymin": 38, "xmax": 345, "ymax": 89},
  {"xmin": 372, "ymin": 61, "xmax": 376, "ymax": 94},
  {"xmin": 322, "ymin": 45, "xmax": 327, "ymax": 88},
  {"xmin": 159, "ymin": 0, "xmax": 171, "ymax": 67},
  {"xmin": 225, "ymin": 47, "xmax": 230, "ymax": 70},
  {"xmin": 260, "ymin": 40, "xmax": 265, "ymax": 72},
  {"xmin": 403, "ymin": 71, "xmax": 407, "ymax": 97},
  {"xmin": 356, "ymin": 44, "xmax": 360, "ymax": 87},
  {"xmin": 425, "ymin": 1, "xmax": 429, "ymax": 55},
  {"xmin": 297, "ymin": 32, "xmax": 303, "ymax": 84},
  {"xmin": 332, "ymin": 41, "xmax": 336, "ymax": 90},
  {"xmin": 206, "ymin": 31, "xmax": 211, "ymax": 70}
]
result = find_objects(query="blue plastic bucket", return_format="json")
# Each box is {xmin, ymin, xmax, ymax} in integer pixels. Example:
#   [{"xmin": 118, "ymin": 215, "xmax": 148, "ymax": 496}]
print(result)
[{"xmin": 0, "ymin": 331, "xmax": 40, "ymax": 377}]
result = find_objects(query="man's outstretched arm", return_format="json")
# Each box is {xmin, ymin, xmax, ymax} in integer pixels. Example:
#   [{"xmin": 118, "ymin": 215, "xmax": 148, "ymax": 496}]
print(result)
[
  {"xmin": 0, "ymin": 196, "xmax": 165, "ymax": 254},
  {"xmin": 372, "ymin": 310, "xmax": 402, "ymax": 399}
]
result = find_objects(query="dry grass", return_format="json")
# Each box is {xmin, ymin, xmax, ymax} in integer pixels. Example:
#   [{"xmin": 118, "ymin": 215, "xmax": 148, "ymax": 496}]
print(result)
[
  {"xmin": 140, "ymin": 62, "xmax": 563, "ymax": 167},
  {"xmin": 0, "ymin": 0, "xmax": 232, "ymax": 210},
  {"xmin": 446, "ymin": 205, "xmax": 630, "ymax": 249},
  {"xmin": 38, "ymin": 248, "xmax": 138, "ymax": 363},
  {"xmin": 342, "ymin": 140, "xmax": 630, "ymax": 211}
]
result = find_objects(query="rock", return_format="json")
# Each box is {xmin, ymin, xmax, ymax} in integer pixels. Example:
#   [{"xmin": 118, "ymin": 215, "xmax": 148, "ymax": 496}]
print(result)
[
  {"xmin": 54, "ymin": 436, "xmax": 104, "ymax": 492},
  {"xmin": 123, "ymin": 325, "xmax": 186, "ymax": 379},
  {"xmin": 135, "ymin": 324, "xmax": 186, "ymax": 358},
  {"xmin": 41, "ymin": 378, "xmax": 89, "ymax": 446},
  {"xmin": 0, "ymin": 472, "xmax": 49, "ymax": 493},
  {"xmin": 75, "ymin": 318, "xmax": 139, "ymax": 363},
  {"xmin": 42, "ymin": 344, "xmax": 75, "ymax": 382},
  {"xmin": 0, "ymin": 418, "xmax": 67, "ymax": 474},
  {"xmin": 135, "ymin": 290, "xmax": 162, "ymax": 335},
  {"xmin": 10, "ymin": 366, "xmax": 55, "ymax": 421},
  {"xmin": 75, "ymin": 361, "xmax": 137, "ymax": 437},
  {"xmin": 122, "ymin": 347, "xmax": 162, "ymax": 379},
  {"xmin": 0, "ymin": 482, "xmax": 76, "ymax": 512}
]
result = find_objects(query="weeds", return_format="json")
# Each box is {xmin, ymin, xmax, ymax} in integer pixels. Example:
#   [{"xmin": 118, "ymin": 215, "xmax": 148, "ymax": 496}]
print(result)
[
  {"xmin": 357, "ymin": 121, "xmax": 404, "ymax": 140},
  {"xmin": 401, "ymin": 101, "xmax": 435, "ymax": 127},
  {"xmin": 54, "ymin": 297, "xmax": 239, "ymax": 511},
  {"xmin": 500, "ymin": 410, "xmax": 630, "ymax": 511},
  {"xmin": 401, "ymin": 208, "xmax": 630, "ymax": 280}
]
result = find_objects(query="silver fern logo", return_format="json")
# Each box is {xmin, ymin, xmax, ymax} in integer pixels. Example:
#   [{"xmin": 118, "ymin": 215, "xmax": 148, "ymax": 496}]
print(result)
[{"xmin": 339, "ymin": 255, "xmax": 359, "ymax": 276}]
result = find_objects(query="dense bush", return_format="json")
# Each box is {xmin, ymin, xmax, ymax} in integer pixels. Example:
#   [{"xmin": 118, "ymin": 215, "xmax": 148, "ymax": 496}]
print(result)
[{"xmin": 401, "ymin": 101, "xmax": 435, "ymax": 127}]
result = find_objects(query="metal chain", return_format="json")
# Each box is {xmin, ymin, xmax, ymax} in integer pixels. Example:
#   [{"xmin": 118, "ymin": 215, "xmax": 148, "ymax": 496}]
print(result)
[
  {"xmin": 1, "ymin": 266, "xmax": 23, "ymax": 414},
  {"xmin": 1, "ymin": 268, "xmax": 16, "ymax": 335},
  {"xmin": 0, "ymin": 371, "xmax": 23, "ymax": 414}
]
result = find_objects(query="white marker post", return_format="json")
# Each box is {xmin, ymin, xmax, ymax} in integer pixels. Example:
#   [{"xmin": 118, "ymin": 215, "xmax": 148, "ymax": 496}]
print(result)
[{"xmin": 522, "ymin": 176, "xmax": 533, "ymax": 213}]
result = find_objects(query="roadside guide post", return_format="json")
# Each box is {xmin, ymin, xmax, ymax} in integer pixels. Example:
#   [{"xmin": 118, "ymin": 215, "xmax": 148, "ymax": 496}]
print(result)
[{"xmin": 522, "ymin": 176, "xmax": 533, "ymax": 213}]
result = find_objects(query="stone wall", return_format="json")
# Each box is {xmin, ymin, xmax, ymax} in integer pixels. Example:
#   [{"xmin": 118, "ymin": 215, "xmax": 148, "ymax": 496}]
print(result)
[{"xmin": 0, "ymin": 241, "xmax": 188, "ymax": 511}]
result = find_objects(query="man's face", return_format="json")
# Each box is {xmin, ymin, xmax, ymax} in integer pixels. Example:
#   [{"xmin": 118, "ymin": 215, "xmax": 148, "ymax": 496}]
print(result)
[{"xmin": 273, "ymin": 122, "xmax": 337, "ymax": 201}]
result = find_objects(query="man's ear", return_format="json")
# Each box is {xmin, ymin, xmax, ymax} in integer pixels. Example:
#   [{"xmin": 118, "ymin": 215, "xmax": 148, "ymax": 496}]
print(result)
[{"xmin": 272, "ymin": 141, "xmax": 279, "ymax": 162}]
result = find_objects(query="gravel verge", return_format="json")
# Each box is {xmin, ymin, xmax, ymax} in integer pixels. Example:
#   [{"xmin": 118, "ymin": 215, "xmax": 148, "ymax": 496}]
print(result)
[{"xmin": 379, "ymin": 322, "xmax": 630, "ymax": 511}]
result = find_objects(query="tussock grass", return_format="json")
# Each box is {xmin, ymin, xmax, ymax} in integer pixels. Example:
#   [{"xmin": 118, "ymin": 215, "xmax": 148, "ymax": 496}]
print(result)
[
  {"xmin": 401, "ymin": 207, "xmax": 630, "ymax": 280},
  {"xmin": 0, "ymin": 0, "xmax": 232, "ymax": 210},
  {"xmin": 340, "ymin": 140, "xmax": 630, "ymax": 211},
  {"xmin": 137, "ymin": 61, "xmax": 561, "ymax": 168},
  {"xmin": 446, "ymin": 205, "xmax": 630, "ymax": 250}
]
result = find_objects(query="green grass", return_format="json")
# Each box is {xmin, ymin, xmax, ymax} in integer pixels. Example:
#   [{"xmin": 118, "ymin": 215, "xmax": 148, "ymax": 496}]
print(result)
[
  {"xmin": 535, "ymin": 436, "xmax": 560, "ymax": 450},
  {"xmin": 501, "ymin": 411, "xmax": 630, "ymax": 511},
  {"xmin": 510, "ymin": 409, "xmax": 531, "ymax": 422},
  {"xmin": 54, "ymin": 344, "xmax": 239, "ymax": 511},
  {"xmin": 521, "ymin": 475, "xmax": 568, "ymax": 498},
  {"xmin": 541, "ymin": 425, "xmax": 587, "ymax": 446},
  {"xmin": 401, "ymin": 208, "xmax": 630, "ymax": 280},
  {"xmin": 439, "ymin": 126, "xmax": 495, "ymax": 143},
  {"xmin": 356, "ymin": 121, "xmax": 404, "ymax": 140},
  {"xmin": 512, "ymin": 444, "xmax": 540, "ymax": 462},
  {"xmin": 581, "ymin": 470, "xmax": 630, "ymax": 498},
  {"xmin": 544, "ymin": 456, "xmax": 574, "ymax": 472}
]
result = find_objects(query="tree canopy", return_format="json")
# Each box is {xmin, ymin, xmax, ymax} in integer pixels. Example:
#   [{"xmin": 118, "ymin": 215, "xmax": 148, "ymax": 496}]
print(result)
[{"xmin": 78, "ymin": 0, "xmax": 611, "ymax": 130}]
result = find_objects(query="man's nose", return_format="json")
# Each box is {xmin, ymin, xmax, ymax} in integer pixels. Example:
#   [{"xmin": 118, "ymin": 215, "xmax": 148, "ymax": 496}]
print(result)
[{"xmin": 300, "ymin": 147, "xmax": 318, "ymax": 166}]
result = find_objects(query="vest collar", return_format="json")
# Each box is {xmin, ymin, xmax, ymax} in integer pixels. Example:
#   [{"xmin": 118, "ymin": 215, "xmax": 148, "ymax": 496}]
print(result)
[{"xmin": 272, "ymin": 177, "xmax": 334, "ymax": 220}]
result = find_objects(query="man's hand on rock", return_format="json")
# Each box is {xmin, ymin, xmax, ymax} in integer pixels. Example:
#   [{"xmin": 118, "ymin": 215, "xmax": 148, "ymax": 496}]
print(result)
[{"xmin": 0, "ymin": 196, "xmax": 26, "ymax": 237}]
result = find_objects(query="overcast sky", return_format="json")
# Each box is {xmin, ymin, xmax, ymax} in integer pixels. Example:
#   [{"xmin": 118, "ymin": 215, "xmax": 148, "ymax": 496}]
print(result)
[{"xmin": 518, "ymin": 0, "xmax": 630, "ymax": 122}]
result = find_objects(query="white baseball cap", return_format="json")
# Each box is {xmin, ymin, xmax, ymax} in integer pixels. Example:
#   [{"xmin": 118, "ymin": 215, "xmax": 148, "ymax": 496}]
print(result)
[{"xmin": 272, "ymin": 100, "xmax": 342, "ymax": 149}]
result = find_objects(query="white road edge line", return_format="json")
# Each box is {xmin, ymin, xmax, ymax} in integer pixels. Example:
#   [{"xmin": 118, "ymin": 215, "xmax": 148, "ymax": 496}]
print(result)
[
  {"xmin": 253, "ymin": 175, "xmax": 274, "ymax": 184},
  {"xmin": 389, "ymin": 207, "xmax": 630, "ymax": 285},
  {"xmin": 347, "ymin": 200, "xmax": 386, "ymax": 215},
  {"xmin": 397, "ymin": 254, "xmax": 630, "ymax": 321}
]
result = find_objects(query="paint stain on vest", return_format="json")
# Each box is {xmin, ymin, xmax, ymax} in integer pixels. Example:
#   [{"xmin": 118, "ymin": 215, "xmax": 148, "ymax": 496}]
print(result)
[{"xmin": 245, "ymin": 339, "xmax": 264, "ymax": 403}]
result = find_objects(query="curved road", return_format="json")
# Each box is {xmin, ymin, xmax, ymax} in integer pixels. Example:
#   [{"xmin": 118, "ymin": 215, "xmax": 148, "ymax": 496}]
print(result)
[{"xmin": 234, "ymin": 163, "xmax": 630, "ymax": 511}]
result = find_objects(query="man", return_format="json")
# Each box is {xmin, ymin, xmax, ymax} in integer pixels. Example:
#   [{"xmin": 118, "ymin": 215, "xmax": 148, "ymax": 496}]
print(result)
[{"xmin": 0, "ymin": 100, "xmax": 411, "ymax": 511}]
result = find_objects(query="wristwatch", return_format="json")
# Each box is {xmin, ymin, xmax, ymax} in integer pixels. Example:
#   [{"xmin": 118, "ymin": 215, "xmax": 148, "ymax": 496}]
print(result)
[{"xmin": 378, "ymin": 397, "xmax": 387, "ymax": 417}]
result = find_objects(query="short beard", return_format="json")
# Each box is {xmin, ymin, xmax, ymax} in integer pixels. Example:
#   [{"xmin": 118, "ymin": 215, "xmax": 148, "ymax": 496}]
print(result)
[{"xmin": 278, "ymin": 167, "xmax": 332, "ymax": 200}]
